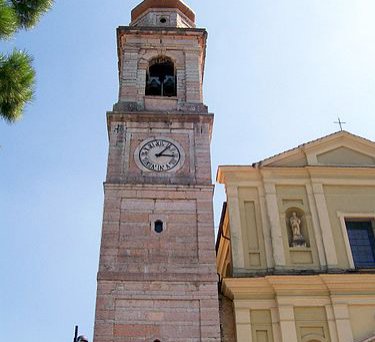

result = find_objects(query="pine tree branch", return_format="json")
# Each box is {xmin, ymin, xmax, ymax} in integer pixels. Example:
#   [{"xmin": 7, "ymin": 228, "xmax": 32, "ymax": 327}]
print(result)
[
  {"xmin": 0, "ymin": 0, "xmax": 17, "ymax": 38},
  {"xmin": 0, "ymin": 50, "xmax": 35, "ymax": 122},
  {"xmin": 10, "ymin": 0, "xmax": 53, "ymax": 29}
]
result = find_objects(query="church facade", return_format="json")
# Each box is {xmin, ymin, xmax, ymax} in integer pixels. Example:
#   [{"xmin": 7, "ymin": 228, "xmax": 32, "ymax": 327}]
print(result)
[
  {"xmin": 217, "ymin": 131, "xmax": 375, "ymax": 342},
  {"xmin": 93, "ymin": 1, "xmax": 220, "ymax": 341}
]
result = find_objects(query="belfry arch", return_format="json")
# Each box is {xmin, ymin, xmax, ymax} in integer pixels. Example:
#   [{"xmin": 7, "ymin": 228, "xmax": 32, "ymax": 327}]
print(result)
[{"xmin": 145, "ymin": 56, "xmax": 177, "ymax": 97}]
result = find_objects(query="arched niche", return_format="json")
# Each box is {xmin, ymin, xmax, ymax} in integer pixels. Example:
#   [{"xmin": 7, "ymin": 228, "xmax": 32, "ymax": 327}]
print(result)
[
  {"xmin": 145, "ymin": 56, "xmax": 177, "ymax": 97},
  {"xmin": 302, "ymin": 335, "xmax": 327, "ymax": 342},
  {"xmin": 285, "ymin": 207, "xmax": 310, "ymax": 247},
  {"xmin": 301, "ymin": 334, "xmax": 326, "ymax": 342}
]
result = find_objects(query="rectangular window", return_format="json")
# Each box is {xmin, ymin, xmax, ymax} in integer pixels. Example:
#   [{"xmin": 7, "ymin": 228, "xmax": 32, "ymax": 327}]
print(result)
[{"xmin": 346, "ymin": 220, "xmax": 375, "ymax": 268}]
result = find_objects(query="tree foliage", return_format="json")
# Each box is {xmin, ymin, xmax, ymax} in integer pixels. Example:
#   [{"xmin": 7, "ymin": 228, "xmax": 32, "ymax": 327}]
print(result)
[
  {"xmin": 0, "ymin": 0, "xmax": 53, "ymax": 123},
  {"xmin": 0, "ymin": 0, "xmax": 17, "ymax": 39},
  {"xmin": 10, "ymin": 0, "xmax": 53, "ymax": 30},
  {"xmin": 0, "ymin": 50, "xmax": 34, "ymax": 122}
]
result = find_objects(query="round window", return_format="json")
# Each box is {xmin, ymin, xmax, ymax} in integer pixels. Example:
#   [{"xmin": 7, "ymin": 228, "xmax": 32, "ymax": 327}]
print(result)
[{"xmin": 160, "ymin": 17, "xmax": 167, "ymax": 24}]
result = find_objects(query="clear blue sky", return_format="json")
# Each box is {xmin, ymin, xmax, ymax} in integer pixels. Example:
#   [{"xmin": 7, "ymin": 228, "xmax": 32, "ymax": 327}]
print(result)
[{"xmin": 1, "ymin": 0, "xmax": 375, "ymax": 341}]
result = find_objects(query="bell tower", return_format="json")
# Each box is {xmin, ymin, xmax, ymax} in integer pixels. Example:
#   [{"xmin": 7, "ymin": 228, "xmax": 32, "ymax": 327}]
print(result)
[{"xmin": 93, "ymin": 0, "xmax": 220, "ymax": 341}]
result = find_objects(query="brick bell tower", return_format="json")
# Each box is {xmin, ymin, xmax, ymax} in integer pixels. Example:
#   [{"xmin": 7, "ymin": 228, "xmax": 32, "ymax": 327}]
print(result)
[{"xmin": 93, "ymin": 0, "xmax": 221, "ymax": 341}]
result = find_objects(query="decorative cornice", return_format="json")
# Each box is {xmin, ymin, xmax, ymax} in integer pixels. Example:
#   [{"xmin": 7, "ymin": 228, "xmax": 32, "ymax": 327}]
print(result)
[{"xmin": 222, "ymin": 274, "xmax": 375, "ymax": 300}]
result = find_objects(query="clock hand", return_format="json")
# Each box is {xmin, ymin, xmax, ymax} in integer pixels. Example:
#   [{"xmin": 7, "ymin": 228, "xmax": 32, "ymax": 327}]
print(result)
[
  {"xmin": 155, "ymin": 144, "xmax": 171, "ymax": 157},
  {"xmin": 156, "ymin": 153, "xmax": 176, "ymax": 158}
]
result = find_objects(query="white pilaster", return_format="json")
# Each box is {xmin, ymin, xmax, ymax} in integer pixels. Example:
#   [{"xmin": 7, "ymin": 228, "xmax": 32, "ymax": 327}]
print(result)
[
  {"xmin": 264, "ymin": 182, "xmax": 286, "ymax": 267},
  {"xmin": 259, "ymin": 185, "xmax": 274, "ymax": 268},
  {"xmin": 306, "ymin": 183, "xmax": 327, "ymax": 267},
  {"xmin": 227, "ymin": 185, "xmax": 246, "ymax": 269},
  {"xmin": 325, "ymin": 304, "xmax": 339, "ymax": 342},
  {"xmin": 271, "ymin": 307, "xmax": 282, "ymax": 342},
  {"xmin": 235, "ymin": 307, "xmax": 253, "ymax": 342},
  {"xmin": 311, "ymin": 183, "xmax": 338, "ymax": 266},
  {"xmin": 332, "ymin": 303, "xmax": 354, "ymax": 342},
  {"xmin": 278, "ymin": 305, "xmax": 298, "ymax": 342}
]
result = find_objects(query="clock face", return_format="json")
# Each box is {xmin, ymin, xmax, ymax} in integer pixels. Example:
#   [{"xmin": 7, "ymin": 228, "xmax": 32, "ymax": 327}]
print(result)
[{"xmin": 136, "ymin": 138, "xmax": 183, "ymax": 172}]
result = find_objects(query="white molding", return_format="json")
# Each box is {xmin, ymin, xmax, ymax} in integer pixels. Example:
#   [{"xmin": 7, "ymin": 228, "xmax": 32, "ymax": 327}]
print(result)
[{"xmin": 233, "ymin": 299, "xmax": 277, "ymax": 309}]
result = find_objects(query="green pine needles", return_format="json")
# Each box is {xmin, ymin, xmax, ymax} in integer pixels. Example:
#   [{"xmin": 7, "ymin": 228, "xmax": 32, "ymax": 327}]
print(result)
[
  {"xmin": 0, "ymin": 50, "xmax": 35, "ymax": 122},
  {"xmin": 10, "ymin": 0, "xmax": 54, "ymax": 30},
  {"xmin": 0, "ymin": 0, "xmax": 53, "ymax": 122},
  {"xmin": 0, "ymin": 0, "xmax": 17, "ymax": 39}
]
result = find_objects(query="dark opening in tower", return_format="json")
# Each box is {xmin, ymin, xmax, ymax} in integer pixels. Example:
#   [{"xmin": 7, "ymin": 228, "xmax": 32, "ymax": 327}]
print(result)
[{"xmin": 146, "ymin": 57, "xmax": 177, "ymax": 97}]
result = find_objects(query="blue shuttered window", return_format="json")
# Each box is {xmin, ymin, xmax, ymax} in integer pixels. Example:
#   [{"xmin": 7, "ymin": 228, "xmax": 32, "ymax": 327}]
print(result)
[{"xmin": 346, "ymin": 220, "xmax": 375, "ymax": 268}]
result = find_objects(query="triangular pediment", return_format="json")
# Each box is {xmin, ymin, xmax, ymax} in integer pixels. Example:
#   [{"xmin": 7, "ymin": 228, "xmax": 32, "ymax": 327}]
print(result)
[
  {"xmin": 259, "ymin": 131, "xmax": 375, "ymax": 168},
  {"xmin": 317, "ymin": 146, "xmax": 375, "ymax": 166}
]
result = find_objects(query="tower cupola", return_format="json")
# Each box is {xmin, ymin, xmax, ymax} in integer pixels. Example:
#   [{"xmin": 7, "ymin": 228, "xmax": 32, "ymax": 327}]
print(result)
[{"xmin": 130, "ymin": 0, "xmax": 196, "ymax": 28}]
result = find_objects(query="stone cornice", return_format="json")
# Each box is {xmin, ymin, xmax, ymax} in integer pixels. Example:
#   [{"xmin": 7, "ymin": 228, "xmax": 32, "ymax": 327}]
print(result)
[
  {"xmin": 103, "ymin": 182, "xmax": 214, "ymax": 192},
  {"xmin": 98, "ymin": 271, "xmax": 217, "ymax": 283},
  {"xmin": 222, "ymin": 274, "xmax": 375, "ymax": 300},
  {"xmin": 217, "ymin": 164, "xmax": 375, "ymax": 185}
]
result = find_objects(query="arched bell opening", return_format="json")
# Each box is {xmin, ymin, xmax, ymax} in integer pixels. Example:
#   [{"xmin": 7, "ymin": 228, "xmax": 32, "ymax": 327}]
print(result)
[{"xmin": 145, "ymin": 56, "xmax": 177, "ymax": 97}]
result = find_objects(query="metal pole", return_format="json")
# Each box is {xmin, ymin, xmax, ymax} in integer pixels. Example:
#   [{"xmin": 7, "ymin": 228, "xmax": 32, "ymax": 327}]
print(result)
[{"xmin": 74, "ymin": 326, "xmax": 78, "ymax": 342}]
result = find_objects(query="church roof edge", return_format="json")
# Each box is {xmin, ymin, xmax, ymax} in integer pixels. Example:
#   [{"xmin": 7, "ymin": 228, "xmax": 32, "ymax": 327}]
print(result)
[
  {"xmin": 217, "ymin": 130, "xmax": 375, "ymax": 179},
  {"xmin": 257, "ymin": 130, "xmax": 375, "ymax": 167}
]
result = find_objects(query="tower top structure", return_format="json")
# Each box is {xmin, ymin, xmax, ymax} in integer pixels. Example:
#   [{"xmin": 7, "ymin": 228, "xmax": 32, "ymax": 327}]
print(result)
[{"xmin": 130, "ymin": 0, "xmax": 196, "ymax": 28}]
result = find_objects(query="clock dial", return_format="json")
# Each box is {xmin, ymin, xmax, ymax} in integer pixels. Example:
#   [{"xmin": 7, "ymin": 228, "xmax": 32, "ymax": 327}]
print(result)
[{"xmin": 137, "ymin": 138, "xmax": 182, "ymax": 172}]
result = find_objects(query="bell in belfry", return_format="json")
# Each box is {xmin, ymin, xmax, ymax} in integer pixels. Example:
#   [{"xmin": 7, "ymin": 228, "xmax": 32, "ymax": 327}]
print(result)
[
  {"xmin": 163, "ymin": 75, "xmax": 176, "ymax": 97},
  {"xmin": 146, "ymin": 76, "xmax": 161, "ymax": 96}
]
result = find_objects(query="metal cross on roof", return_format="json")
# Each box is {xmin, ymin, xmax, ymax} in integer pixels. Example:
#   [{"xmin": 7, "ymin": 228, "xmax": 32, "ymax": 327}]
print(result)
[{"xmin": 334, "ymin": 117, "xmax": 346, "ymax": 131}]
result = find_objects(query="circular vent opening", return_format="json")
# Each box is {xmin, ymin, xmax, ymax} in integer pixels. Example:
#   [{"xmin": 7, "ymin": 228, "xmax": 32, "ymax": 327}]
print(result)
[{"xmin": 160, "ymin": 17, "xmax": 167, "ymax": 24}]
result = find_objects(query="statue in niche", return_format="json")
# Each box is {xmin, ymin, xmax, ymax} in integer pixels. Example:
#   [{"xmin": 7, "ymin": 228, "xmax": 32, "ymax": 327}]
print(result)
[{"xmin": 289, "ymin": 212, "xmax": 307, "ymax": 247}]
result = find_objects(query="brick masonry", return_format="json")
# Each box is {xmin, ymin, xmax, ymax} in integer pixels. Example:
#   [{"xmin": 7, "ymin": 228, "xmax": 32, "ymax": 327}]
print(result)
[{"xmin": 218, "ymin": 294, "xmax": 236, "ymax": 342}]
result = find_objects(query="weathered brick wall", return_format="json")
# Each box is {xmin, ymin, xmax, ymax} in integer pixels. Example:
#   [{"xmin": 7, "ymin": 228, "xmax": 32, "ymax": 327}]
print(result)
[
  {"xmin": 98, "ymin": 184, "xmax": 218, "ymax": 277},
  {"xmin": 219, "ymin": 294, "xmax": 236, "ymax": 342},
  {"xmin": 94, "ymin": 281, "xmax": 220, "ymax": 342}
]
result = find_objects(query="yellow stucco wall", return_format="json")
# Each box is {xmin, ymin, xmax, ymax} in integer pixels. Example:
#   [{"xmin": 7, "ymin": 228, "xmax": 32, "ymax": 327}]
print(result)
[
  {"xmin": 324, "ymin": 185, "xmax": 375, "ymax": 268},
  {"xmin": 349, "ymin": 305, "xmax": 375, "ymax": 341}
]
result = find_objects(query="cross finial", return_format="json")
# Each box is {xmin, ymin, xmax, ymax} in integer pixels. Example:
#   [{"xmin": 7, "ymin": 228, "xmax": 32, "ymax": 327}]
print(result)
[{"xmin": 334, "ymin": 117, "xmax": 346, "ymax": 131}]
